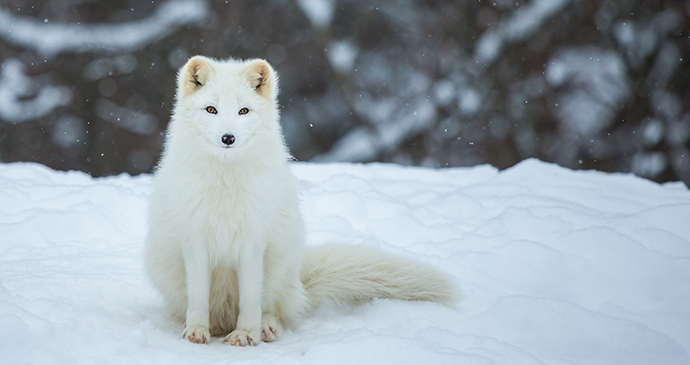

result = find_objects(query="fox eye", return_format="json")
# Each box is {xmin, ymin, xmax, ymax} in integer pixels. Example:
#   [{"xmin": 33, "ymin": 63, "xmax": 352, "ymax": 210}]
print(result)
[
  {"xmin": 205, "ymin": 106, "xmax": 217, "ymax": 114},
  {"xmin": 238, "ymin": 107, "xmax": 249, "ymax": 115}
]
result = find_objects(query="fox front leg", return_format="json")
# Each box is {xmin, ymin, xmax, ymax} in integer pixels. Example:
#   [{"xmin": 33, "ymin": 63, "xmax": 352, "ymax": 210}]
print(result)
[
  {"xmin": 181, "ymin": 243, "xmax": 211, "ymax": 344},
  {"xmin": 223, "ymin": 244, "xmax": 264, "ymax": 346}
]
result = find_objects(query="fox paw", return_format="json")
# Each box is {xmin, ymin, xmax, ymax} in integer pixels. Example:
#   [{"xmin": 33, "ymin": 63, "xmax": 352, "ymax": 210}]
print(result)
[
  {"xmin": 222, "ymin": 328, "xmax": 261, "ymax": 347},
  {"xmin": 261, "ymin": 314, "xmax": 283, "ymax": 342},
  {"xmin": 182, "ymin": 325, "xmax": 210, "ymax": 344}
]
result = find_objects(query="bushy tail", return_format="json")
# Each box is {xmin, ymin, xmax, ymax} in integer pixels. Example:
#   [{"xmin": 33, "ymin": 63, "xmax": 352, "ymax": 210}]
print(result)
[{"xmin": 301, "ymin": 244, "xmax": 460, "ymax": 310}]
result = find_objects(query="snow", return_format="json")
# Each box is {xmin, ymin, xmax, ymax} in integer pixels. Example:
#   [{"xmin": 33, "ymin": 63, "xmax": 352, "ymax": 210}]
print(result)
[
  {"xmin": 458, "ymin": 88, "xmax": 481, "ymax": 115},
  {"xmin": 546, "ymin": 47, "xmax": 629, "ymax": 136},
  {"xmin": 641, "ymin": 118, "xmax": 664, "ymax": 146},
  {"xmin": 0, "ymin": 1, "xmax": 208, "ymax": 57},
  {"xmin": 0, "ymin": 59, "xmax": 72, "ymax": 124},
  {"xmin": 319, "ymin": 93, "xmax": 438, "ymax": 163},
  {"xmin": 1, "ymin": 159, "xmax": 689, "ymax": 364},
  {"xmin": 95, "ymin": 99, "xmax": 158, "ymax": 135},
  {"xmin": 52, "ymin": 116, "xmax": 86, "ymax": 149},
  {"xmin": 632, "ymin": 151, "xmax": 668, "ymax": 178},
  {"xmin": 431, "ymin": 80, "xmax": 456, "ymax": 107},
  {"xmin": 0, "ymin": 2, "xmax": 206, "ymax": 126},
  {"xmin": 83, "ymin": 55, "xmax": 138, "ymax": 81},
  {"xmin": 667, "ymin": 117, "xmax": 690, "ymax": 147},
  {"xmin": 475, "ymin": 0, "xmax": 571, "ymax": 64},
  {"xmin": 296, "ymin": 0, "xmax": 335, "ymax": 29},
  {"xmin": 327, "ymin": 40, "xmax": 359, "ymax": 74},
  {"xmin": 313, "ymin": 127, "xmax": 378, "ymax": 163}
]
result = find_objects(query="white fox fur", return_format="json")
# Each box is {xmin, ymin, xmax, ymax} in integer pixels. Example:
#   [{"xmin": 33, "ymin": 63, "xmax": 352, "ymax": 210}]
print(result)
[{"xmin": 145, "ymin": 56, "xmax": 459, "ymax": 346}]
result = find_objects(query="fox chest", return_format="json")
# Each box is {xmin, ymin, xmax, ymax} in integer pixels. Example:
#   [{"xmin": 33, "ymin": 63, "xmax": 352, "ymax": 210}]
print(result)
[{"xmin": 178, "ymin": 182, "xmax": 273, "ymax": 251}]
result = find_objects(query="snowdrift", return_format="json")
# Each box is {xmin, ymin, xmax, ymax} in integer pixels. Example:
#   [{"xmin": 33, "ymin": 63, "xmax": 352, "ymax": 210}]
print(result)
[{"xmin": 1, "ymin": 159, "xmax": 688, "ymax": 364}]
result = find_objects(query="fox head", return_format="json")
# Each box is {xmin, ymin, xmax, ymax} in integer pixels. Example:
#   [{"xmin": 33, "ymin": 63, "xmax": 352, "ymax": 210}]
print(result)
[{"xmin": 168, "ymin": 56, "xmax": 283, "ymax": 162}]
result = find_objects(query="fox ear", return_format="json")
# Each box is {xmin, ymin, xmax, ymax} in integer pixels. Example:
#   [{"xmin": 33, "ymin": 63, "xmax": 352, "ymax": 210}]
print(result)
[
  {"xmin": 178, "ymin": 56, "xmax": 214, "ymax": 97},
  {"xmin": 242, "ymin": 59, "xmax": 278, "ymax": 101}
]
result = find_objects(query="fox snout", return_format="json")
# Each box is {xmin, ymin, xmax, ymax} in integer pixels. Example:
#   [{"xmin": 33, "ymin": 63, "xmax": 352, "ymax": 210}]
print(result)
[{"xmin": 221, "ymin": 134, "xmax": 235, "ymax": 146}]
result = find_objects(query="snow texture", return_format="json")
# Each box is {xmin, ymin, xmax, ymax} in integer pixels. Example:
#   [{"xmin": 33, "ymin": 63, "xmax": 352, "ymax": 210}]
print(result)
[
  {"xmin": 0, "ymin": 1, "xmax": 208, "ymax": 58},
  {"xmin": 1, "ymin": 160, "xmax": 689, "ymax": 364}
]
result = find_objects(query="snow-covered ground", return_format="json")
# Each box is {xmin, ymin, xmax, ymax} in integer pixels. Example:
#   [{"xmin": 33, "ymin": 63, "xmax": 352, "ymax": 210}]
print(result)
[{"xmin": 1, "ymin": 159, "xmax": 688, "ymax": 364}]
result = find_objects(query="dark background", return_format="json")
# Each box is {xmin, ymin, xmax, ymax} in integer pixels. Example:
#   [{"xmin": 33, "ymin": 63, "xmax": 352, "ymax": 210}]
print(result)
[{"xmin": 1, "ymin": 0, "xmax": 689, "ymax": 186}]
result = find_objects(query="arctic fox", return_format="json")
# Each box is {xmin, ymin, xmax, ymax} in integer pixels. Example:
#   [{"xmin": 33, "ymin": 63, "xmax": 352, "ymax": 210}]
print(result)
[{"xmin": 145, "ymin": 56, "xmax": 459, "ymax": 346}]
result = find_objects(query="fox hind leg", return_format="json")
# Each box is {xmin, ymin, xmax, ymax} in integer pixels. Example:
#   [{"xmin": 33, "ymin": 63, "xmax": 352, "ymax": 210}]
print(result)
[{"xmin": 261, "ymin": 312, "xmax": 282, "ymax": 342}]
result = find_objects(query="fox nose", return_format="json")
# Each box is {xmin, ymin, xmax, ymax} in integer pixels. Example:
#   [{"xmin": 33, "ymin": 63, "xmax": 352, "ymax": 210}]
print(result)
[{"xmin": 221, "ymin": 134, "xmax": 235, "ymax": 146}]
